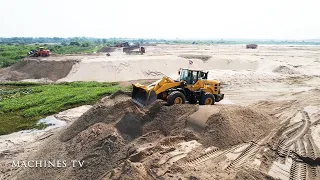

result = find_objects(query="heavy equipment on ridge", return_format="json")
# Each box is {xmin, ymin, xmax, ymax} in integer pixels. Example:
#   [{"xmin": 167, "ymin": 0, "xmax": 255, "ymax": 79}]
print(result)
[
  {"xmin": 114, "ymin": 42, "xmax": 145, "ymax": 54},
  {"xmin": 132, "ymin": 68, "xmax": 224, "ymax": 106},
  {"xmin": 27, "ymin": 47, "xmax": 50, "ymax": 57}
]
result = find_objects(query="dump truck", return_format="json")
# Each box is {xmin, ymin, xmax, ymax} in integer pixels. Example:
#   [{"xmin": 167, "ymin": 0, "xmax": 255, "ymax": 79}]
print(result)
[
  {"xmin": 122, "ymin": 43, "xmax": 145, "ymax": 54},
  {"xmin": 246, "ymin": 44, "xmax": 258, "ymax": 49},
  {"xmin": 132, "ymin": 68, "xmax": 224, "ymax": 106},
  {"xmin": 123, "ymin": 46, "xmax": 145, "ymax": 54},
  {"xmin": 112, "ymin": 42, "xmax": 146, "ymax": 54},
  {"xmin": 115, "ymin": 42, "xmax": 129, "ymax": 47}
]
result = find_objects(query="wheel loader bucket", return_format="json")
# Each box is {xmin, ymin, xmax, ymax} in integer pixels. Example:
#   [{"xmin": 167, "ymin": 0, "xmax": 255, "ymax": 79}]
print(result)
[{"xmin": 131, "ymin": 84, "xmax": 157, "ymax": 107}]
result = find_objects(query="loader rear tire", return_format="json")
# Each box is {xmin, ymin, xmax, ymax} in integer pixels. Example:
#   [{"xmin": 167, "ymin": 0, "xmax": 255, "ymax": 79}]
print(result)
[
  {"xmin": 167, "ymin": 91, "xmax": 186, "ymax": 105},
  {"xmin": 199, "ymin": 93, "xmax": 215, "ymax": 105}
]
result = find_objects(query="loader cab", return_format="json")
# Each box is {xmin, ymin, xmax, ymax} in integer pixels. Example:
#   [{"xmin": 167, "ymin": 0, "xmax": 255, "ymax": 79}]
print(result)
[{"xmin": 179, "ymin": 69, "xmax": 208, "ymax": 84}]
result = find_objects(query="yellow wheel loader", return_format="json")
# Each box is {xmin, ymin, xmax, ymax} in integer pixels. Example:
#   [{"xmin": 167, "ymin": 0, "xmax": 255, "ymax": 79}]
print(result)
[{"xmin": 131, "ymin": 68, "xmax": 224, "ymax": 106}]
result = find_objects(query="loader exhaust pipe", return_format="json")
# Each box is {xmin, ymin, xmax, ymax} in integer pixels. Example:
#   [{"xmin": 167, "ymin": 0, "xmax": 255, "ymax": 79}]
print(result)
[{"xmin": 131, "ymin": 84, "xmax": 157, "ymax": 107}]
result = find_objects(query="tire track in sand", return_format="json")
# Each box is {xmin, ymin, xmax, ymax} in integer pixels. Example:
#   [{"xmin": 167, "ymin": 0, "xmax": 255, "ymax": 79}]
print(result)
[
  {"xmin": 182, "ymin": 143, "xmax": 246, "ymax": 169},
  {"xmin": 288, "ymin": 111, "xmax": 317, "ymax": 180},
  {"xmin": 159, "ymin": 136, "xmax": 185, "ymax": 149},
  {"xmin": 225, "ymin": 128, "xmax": 278, "ymax": 171},
  {"xmin": 305, "ymin": 134, "xmax": 320, "ymax": 179},
  {"xmin": 273, "ymin": 110, "xmax": 300, "ymax": 161},
  {"xmin": 290, "ymin": 139, "xmax": 307, "ymax": 180},
  {"xmin": 277, "ymin": 111, "xmax": 310, "ymax": 158},
  {"xmin": 282, "ymin": 121, "xmax": 303, "ymax": 136}
]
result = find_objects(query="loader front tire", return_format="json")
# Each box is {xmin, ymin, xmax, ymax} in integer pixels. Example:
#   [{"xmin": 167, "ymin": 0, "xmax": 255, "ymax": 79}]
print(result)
[
  {"xmin": 167, "ymin": 91, "xmax": 186, "ymax": 105},
  {"xmin": 199, "ymin": 93, "xmax": 215, "ymax": 105}
]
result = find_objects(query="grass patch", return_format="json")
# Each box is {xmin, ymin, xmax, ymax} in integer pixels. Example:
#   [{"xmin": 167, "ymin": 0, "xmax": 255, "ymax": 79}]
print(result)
[
  {"xmin": 48, "ymin": 44, "xmax": 100, "ymax": 54},
  {"xmin": 0, "ymin": 45, "xmax": 38, "ymax": 67},
  {"xmin": 0, "ymin": 81, "xmax": 125, "ymax": 135},
  {"xmin": 179, "ymin": 54, "xmax": 212, "ymax": 62},
  {"xmin": 0, "ymin": 44, "xmax": 101, "ymax": 68}
]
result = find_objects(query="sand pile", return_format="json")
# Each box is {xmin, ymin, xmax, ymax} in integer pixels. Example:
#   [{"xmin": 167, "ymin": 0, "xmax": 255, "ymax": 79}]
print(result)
[
  {"xmin": 179, "ymin": 54, "xmax": 212, "ymax": 62},
  {"xmin": 198, "ymin": 105, "xmax": 277, "ymax": 148},
  {"xmin": 142, "ymin": 102, "xmax": 198, "ymax": 136},
  {"xmin": 234, "ymin": 167, "xmax": 271, "ymax": 179},
  {"xmin": 102, "ymin": 160, "xmax": 150, "ymax": 180},
  {"xmin": 15, "ymin": 92, "xmax": 277, "ymax": 180},
  {"xmin": 60, "ymin": 91, "xmax": 135, "ymax": 142},
  {"xmin": 17, "ymin": 92, "xmax": 140, "ymax": 180},
  {"xmin": 273, "ymin": 65, "xmax": 299, "ymax": 75},
  {"xmin": 0, "ymin": 60, "xmax": 76, "ymax": 81},
  {"xmin": 98, "ymin": 47, "xmax": 117, "ymax": 53}
]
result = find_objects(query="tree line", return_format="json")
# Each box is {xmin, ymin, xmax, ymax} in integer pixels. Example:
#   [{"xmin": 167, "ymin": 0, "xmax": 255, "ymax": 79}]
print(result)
[{"xmin": 0, "ymin": 37, "xmax": 319, "ymax": 45}]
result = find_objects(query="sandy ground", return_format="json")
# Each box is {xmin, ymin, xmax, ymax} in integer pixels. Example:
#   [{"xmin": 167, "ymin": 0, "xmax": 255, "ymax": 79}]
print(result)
[
  {"xmin": 0, "ymin": 44, "xmax": 320, "ymax": 180},
  {"xmin": 58, "ymin": 45, "xmax": 320, "ymax": 83}
]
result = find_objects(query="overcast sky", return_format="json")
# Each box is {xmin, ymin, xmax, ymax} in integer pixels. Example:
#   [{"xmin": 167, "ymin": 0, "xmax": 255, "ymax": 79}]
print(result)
[{"xmin": 0, "ymin": 0, "xmax": 319, "ymax": 39}]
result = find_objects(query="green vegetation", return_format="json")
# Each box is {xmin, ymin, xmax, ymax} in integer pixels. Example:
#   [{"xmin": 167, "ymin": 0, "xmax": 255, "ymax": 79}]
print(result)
[
  {"xmin": 0, "ymin": 81, "xmax": 125, "ymax": 135},
  {"xmin": 0, "ymin": 42, "xmax": 102, "ymax": 68},
  {"xmin": 0, "ymin": 37, "xmax": 153, "ymax": 45},
  {"xmin": 0, "ymin": 44, "xmax": 38, "ymax": 67},
  {"xmin": 47, "ymin": 42, "xmax": 100, "ymax": 54}
]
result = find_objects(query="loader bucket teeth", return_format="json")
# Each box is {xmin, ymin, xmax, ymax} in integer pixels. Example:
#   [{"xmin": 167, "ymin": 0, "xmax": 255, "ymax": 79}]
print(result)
[{"xmin": 131, "ymin": 85, "xmax": 157, "ymax": 107}]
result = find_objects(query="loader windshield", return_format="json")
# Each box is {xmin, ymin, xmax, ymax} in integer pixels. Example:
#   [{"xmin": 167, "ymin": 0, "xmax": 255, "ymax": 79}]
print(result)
[
  {"xmin": 179, "ymin": 69, "xmax": 208, "ymax": 84},
  {"xmin": 180, "ymin": 69, "xmax": 195, "ymax": 84},
  {"xmin": 179, "ymin": 69, "xmax": 189, "ymax": 81}
]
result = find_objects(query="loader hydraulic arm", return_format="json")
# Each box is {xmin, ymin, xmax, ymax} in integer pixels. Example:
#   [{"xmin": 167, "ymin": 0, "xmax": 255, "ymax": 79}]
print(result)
[{"xmin": 153, "ymin": 77, "xmax": 181, "ymax": 94}]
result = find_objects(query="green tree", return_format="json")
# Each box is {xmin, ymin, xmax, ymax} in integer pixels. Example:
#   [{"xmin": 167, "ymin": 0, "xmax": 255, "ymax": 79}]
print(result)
[
  {"xmin": 70, "ymin": 41, "xmax": 81, "ymax": 46},
  {"xmin": 81, "ymin": 42, "xmax": 91, "ymax": 47}
]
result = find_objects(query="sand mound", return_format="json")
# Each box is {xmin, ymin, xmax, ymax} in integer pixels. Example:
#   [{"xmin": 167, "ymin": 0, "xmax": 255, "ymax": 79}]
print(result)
[
  {"xmin": 98, "ymin": 47, "xmax": 117, "ymax": 53},
  {"xmin": 60, "ymin": 91, "xmax": 135, "ymax": 142},
  {"xmin": 115, "ymin": 113, "xmax": 144, "ymax": 142},
  {"xmin": 142, "ymin": 104, "xmax": 276, "ymax": 148},
  {"xmin": 142, "ymin": 103, "xmax": 198, "ymax": 136},
  {"xmin": 273, "ymin": 65, "xmax": 299, "ymax": 75},
  {"xmin": 102, "ymin": 160, "xmax": 149, "ymax": 180},
  {"xmin": 199, "ymin": 105, "xmax": 277, "ymax": 148},
  {"xmin": 179, "ymin": 54, "xmax": 212, "ymax": 62},
  {"xmin": 234, "ymin": 167, "xmax": 272, "ymax": 179},
  {"xmin": 15, "ymin": 92, "xmax": 277, "ymax": 179},
  {"xmin": 0, "ymin": 60, "xmax": 76, "ymax": 81}
]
